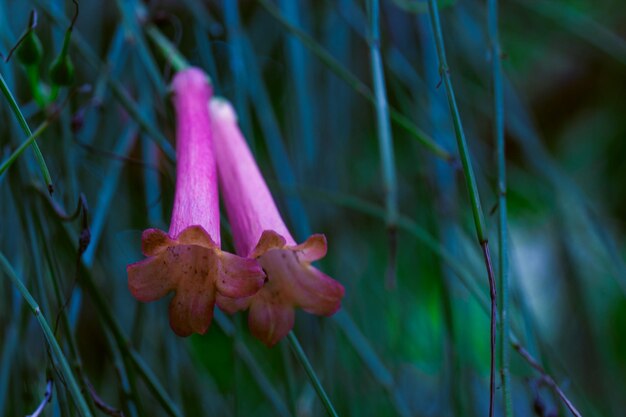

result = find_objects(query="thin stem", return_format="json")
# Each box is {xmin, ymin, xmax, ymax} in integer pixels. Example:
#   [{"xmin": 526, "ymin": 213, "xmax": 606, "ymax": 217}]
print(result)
[
  {"xmin": 49, "ymin": 216, "xmax": 181, "ymax": 417},
  {"xmin": 34, "ymin": 0, "xmax": 176, "ymax": 162},
  {"xmin": 26, "ymin": 65, "xmax": 46, "ymax": 108},
  {"xmin": 0, "ymin": 73, "xmax": 53, "ymax": 193},
  {"xmin": 257, "ymin": 0, "xmax": 454, "ymax": 162},
  {"xmin": 0, "ymin": 252, "xmax": 93, "ymax": 417},
  {"xmin": 487, "ymin": 0, "xmax": 513, "ymax": 415},
  {"xmin": 512, "ymin": 341, "xmax": 582, "ymax": 417},
  {"xmin": 332, "ymin": 311, "xmax": 412, "ymax": 417},
  {"xmin": 426, "ymin": 2, "xmax": 496, "ymax": 415},
  {"xmin": 28, "ymin": 380, "xmax": 53, "ymax": 417},
  {"xmin": 113, "ymin": 0, "xmax": 167, "ymax": 94},
  {"xmin": 85, "ymin": 379, "xmax": 126, "ymax": 417},
  {"xmin": 145, "ymin": 25, "xmax": 190, "ymax": 73},
  {"xmin": 0, "ymin": 120, "xmax": 50, "ymax": 177},
  {"xmin": 367, "ymin": 0, "xmax": 399, "ymax": 289},
  {"xmin": 213, "ymin": 311, "xmax": 291, "ymax": 417},
  {"xmin": 287, "ymin": 331, "xmax": 339, "ymax": 417},
  {"xmin": 278, "ymin": 0, "xmax": 315, "ymax": 172},
  {"xmin": 287, "ymin": 183, "xmax": 582, "ymax": 416}
]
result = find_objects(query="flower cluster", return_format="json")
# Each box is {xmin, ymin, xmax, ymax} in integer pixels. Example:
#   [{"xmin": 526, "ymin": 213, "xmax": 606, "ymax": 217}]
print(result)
[{"xmin": 127, "ymin": 67, "xmax": 344, "ymax": 346}]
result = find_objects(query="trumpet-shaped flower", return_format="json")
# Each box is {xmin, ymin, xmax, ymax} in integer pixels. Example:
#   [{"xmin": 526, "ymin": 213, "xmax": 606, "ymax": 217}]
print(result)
[
  {"xmin": 210, "ymin": 98, "xmax": 345, "ymax": 347},
  {"xmin": 127, "ymin": 68, "xmax": 265, "ymax": 337}
]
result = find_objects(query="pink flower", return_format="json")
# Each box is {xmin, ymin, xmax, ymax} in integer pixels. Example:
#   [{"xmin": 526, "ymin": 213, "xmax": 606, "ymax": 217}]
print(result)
[
  {"xmin": 127, "ymin": 68, "xmax": 265, "ymax": 337},
  {"xmin": 209, "ymin": 98, "xmax": 345, "ymax": 347}
]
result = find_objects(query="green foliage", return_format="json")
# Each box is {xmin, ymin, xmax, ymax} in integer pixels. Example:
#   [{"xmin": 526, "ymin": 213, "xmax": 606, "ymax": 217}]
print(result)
[{"xmin": 1, "ymin": 0, "xmax": 626, "ymax": 416}]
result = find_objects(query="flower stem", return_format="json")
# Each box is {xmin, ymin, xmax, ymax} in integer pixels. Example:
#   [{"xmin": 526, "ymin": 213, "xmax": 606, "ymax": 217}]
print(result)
[
  {"xmin": 0, "ymin": 252, "xmax": 93, "ymax": 417},
  {"xmin": 487, "ymin": 0, "xmax": 513, "ymax": 415},
  {"xmin": 367, "ymin": 0, "xmax": 399, "ymax": 289},
  {"xmin": 0, "ymin": 73, "xmax": 53, "ymax": 193},
  {"xmin": 25, "ymin": 65, "xmax": 47, "ymax": 108},
  {"xmin": 145, "ymin": 24, "xmax": 190, "ymax": 73},
  {"xmin": 425, "ymin": 1, "xmax": 496, "ymax": 415},
  {"xmin": 287, "ymin": 331, "xmax": 339, "ymax": 417}
]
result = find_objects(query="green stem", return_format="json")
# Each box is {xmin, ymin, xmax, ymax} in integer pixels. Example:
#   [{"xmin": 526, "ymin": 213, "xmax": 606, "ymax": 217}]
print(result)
[
  {"xmin": 427, "ymin": 2, "xmax": 497, "ymax": 415},
  {"xmin": 0, "ymin": 120, "xmax": 50, "ymax": 177},
  {"xmin": 114, "ymin": 0, "xmax": 167, "ymax": 94},
  {"xmin": 34, "ymin": 0, "xmax": 177, "ymax": 162},
  {"xmin": 50, "ymin": 217, "xmax": 181, "ymax": 417},
  {"xmin": 25, "ymin": 65, "xmax": 46, "ymax": 108},
  {"xmin": 257, "ymin": 0, "xmax": 453, "ymax": 162},
  {"xmin": 75, "ymin": 259, "xmax": 182, "ymax": 417},
  {"xmin": 39, "ymin": 227, "xmax": 97, "ymax": 415},
  {"xmin": 367, "ymin": 0, "xmax": 399, "ymax": 289},
  {"xmin": 0, "ymin": 73, "xmax": 53, "ymax": 193},
  {"xmin": 286, "ymin": 184, "xmax": 583, "ymax": 416},
  {"xmin": 287, "ymin": 331, "xmax": 339, "ymax": 417},
  {"xmin": 0, "ymin": 252, "xmax": 93, "ymax": 417},
  {"xmin": 487, "ymin": 0, "xmax": 513, "ymax": 415},
  {"xmin": 145, "ymin": 25, "xmax": 190, "ymax": 73},
  {"xmin": 213, "ymin": 311, "xmax": 292, "ymax": 417}
]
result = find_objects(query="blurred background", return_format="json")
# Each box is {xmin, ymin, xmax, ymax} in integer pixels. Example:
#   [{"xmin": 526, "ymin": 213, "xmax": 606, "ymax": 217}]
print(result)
[{"xmin": 1, "ymin": 0, "xmax": 625, "ymax": 416}]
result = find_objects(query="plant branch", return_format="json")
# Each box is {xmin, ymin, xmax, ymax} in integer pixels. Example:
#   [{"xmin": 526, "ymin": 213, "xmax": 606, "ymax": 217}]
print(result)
[
  {"xmin": 425, "ymin": 1, "xmax": 496, "ymax": 415},
  {"xmin": 287, "ymin": 331, "xmax": 339, "ymax": 417},
  {"xmin": 487, "ymin": 0, "xmax": 513, "ymax": 415},
  {"xmin": 0, "ymin": 253, "xmax": 93, "ymax": 417},
  {"xmin": 512, "ymin": 342, "xmax": 582, "ymax": 417},
  {"xmin": 367, "ymin": 0, "xmax": 399, "ymax": 289},
  {"xmin": 0, "ymin": 73, "xmax": 53, "ymax": 193}
]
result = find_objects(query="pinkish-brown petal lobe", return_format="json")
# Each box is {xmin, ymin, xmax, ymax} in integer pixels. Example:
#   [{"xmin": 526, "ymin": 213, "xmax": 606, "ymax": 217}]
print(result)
[
  {"xmin": 216, "ymin": 251, "xmax": 265, "ymax": 299},
  {"xmin": 127, "ymin": 254, "xmax": 176, "ymax": 302},
  {"xmin": 141, "ymin": 228, "xmax": 173, "ymax": 256},
  {"xmin": 176, "ymin": 225, "xmax": 215, "ymax": 247},
  {"xmin": 216, "ymin": 293, "xmax": 252, "ymax": 314},
  {"xmin": 290, "ymin": 266, "xmax": 345, "ymax": 316},
  {"xmin": 248, "ymin": 300, "xmax": 295, "ymax": 347},
  {"xmin": 258, "ymin": 248, "xmax": 344, "ymax": 317},
  {"xmin": 292, "ymin": 234, "xmax": 328, "ymax": 263},
  {"xmin": 249, "ymin": 230, "xmax": 287, "ymax": 259},
  {"xmin": 169, "ymin": 283, "xmax": 215, "ymax": 336},
  {"xmin": 160, "ymin": 243, "xmax": 216, "ymax": 336}
]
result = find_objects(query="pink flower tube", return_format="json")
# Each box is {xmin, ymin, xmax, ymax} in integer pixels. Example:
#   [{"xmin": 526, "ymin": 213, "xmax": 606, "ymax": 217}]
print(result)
[
  {"xmin": 210, "ymin": 98, "xmax": 345, "ymax": 347},
  {"xmin": 127, "ymin": 68, "xmax": 265, "ymax": 337}
]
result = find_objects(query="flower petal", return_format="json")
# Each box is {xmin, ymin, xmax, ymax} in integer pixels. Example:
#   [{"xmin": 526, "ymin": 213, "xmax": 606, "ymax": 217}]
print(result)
[
  {"xmin": 127, "ymin": 255, "xmax": 176, "ymax": 302},
  {"xmin": 291, "ymin": 266, "xmax": 345, "ymax": 316},
  {"xmin": 176, "ymin": 225, "xmax": 216, "ymax": 247},
  {"xmin": 216, "ymin": 251, "xmax": 265, "ymax": 298},
  {"xmin": 249, "ymin": 230, "xmax": 287, "ymax": 258},
  {"xmin": 248, "ymin": 300, "xmax": 295, "ymax": 347},
  {"xmin": 141, "ymin": 228, "xmax": 173, "ymax": 256},
  {"xmin": 168, "ymin": 284, "xmax": 215, "ymax": 336},
  {"xmin": 258, "ymin": 248, "xmax": 344, "ymax": 317},
  {"xmin": 292, "ymin": 234, "xmax": 327, "ymax": 263},
  {"xmin": 216, "ymin": 293, "xmax": 252, "ymax": 314}
]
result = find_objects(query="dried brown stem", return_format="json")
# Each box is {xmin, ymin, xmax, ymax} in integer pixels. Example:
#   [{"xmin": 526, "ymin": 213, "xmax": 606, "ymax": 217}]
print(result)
[
  {"xmin": 85, "ymin": 379, "xmax": 126, "ymax": 417},
  {"xmin": 512, "ymin": 342, "xmax": 582, "ymax": 417},
  {"xmin": 480, "ymin": 242, "xmax": 497, "ymax": 417}
]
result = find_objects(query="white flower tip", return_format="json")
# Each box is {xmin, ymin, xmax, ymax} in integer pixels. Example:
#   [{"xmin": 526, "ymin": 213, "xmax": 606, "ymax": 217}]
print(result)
[{"xmin": 209, "ymin": 97, "xmax": 238, "ymax": 122}]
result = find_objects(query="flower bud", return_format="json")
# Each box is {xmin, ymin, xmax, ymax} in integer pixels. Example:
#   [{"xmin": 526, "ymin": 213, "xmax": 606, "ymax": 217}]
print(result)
[
  {"xmin": 16, "ymin": 31, "xmax": 43, "ymax": 66},
  {"xmin": 49, "ymin": 55, "xmax": 75, "ymax": 86}
]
